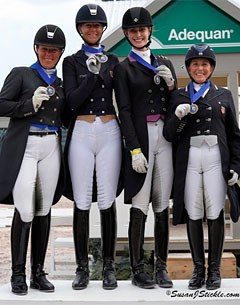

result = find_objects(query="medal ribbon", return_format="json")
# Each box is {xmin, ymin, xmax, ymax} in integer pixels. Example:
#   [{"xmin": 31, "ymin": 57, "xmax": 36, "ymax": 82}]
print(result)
[
  {"xmin": 189, "ymin": 81, "xmax": 210, "ymax": 103},
  {"xmin": 81, "ymin": 44, "xmax": 105, "ymax": 54},
  {"xmin": 129, "ymin": 51, "xmax": 158, "ymax": 73},
  {"xmin": 30, "ymin": 61, "xmax": 57, "ymax": 85}
]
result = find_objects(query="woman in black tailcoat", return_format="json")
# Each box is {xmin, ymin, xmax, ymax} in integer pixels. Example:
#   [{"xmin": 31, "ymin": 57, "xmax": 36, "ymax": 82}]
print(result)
[
  {"xmin": 113, "ymin": 7, "xmax": 177, "ymax": 289},
  {"xmin": 163, "ymin": 44, "xmax": 240, "ymax": 290},
  {"xmin": 0, "ymin": 24, "xmax": 66, "ymax": 295}
]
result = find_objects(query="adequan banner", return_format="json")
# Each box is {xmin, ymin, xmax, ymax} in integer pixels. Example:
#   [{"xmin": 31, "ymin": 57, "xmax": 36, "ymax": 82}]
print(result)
[{"xmin": 110, "ymin": 0, "xmax": 240, "ymax": 56}]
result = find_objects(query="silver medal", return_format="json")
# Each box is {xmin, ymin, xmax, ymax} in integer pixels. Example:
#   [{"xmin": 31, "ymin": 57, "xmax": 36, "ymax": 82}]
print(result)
[
  {"xmin": 46, "ymin": 86, "xmax": 55, "ymax": 96},
  {"xmin": 154, "ymin": 74, "xmax": 161, "ymax": 85},
  {"xmin": 95, "ymin": 54, "xmax": 108, "ymax": 63},
  {"xmin": 190, "ymin": 104, "xmax": 198, "ymax": 114}
]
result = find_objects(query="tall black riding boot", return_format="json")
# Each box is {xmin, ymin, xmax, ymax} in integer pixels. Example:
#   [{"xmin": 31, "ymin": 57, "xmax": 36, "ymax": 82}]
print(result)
[
  {"xmin": 11, "ymin": 209, "xmax": 31, "ymax": 295},
  {"xmin": 206, "ymin": 210, "xmax": 225, "ymax": 290},
  {"xmin": 100, "ymin": 202, "xmax": 118, "ymax": 290},
  {"xmin": 30, "ymin": 211, "xmax": 54, "ymax": 292},
  {"xmin": 154, "ymin": 208, "xmax": 173, "ymax": 288},
  {"xmin": 187, "ymin": 219, "xmax": 206, "ymax": 290},
  {"xmin": 72, "ymin": 206, "xmax": 90, "ymax": 290},
  {"xmin": 129, "ymin": 208, "xmax": 155, "ymax": 289}
]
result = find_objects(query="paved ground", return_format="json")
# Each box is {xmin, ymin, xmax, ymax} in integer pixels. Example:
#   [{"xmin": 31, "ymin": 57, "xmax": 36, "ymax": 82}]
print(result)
[{"xmin": 1, "ymin": 279, "xmax": 240, "ymax": 305}]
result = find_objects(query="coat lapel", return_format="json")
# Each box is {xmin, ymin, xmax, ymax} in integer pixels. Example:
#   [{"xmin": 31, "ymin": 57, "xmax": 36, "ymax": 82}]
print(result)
[
  {"xmin": 128, "ymin": 56, "xmax": 155, "ymax": 78},
  {"xmin": 74, "ymin": 50, "xmax": 88, "ymax": 68},
  {"xmin": 74, "ymin": 50, "xmax": 112, "ymax": 77},
  {"xmin": 179, "ymin": 81, "xmax": 223, "ymax": 103}
]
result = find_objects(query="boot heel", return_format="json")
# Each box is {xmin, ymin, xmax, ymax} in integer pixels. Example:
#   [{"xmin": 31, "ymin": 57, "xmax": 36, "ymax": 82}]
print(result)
[
  {"xmin": 100, "ymin": 204, "xmax": 118, "ymax": 290},
  {"xmin": 11, "ymin": 274, "xmax": 28, "ymax": 295},
  {"xmin": 132, "ymin": 270, "xmax": 156, "ymax": 289},
  {"xmin": 206, "ymin": 264, "xmax": 221, "ymax": 290},
  {"xmin": 30, "ymin": 266, "xmax": 55, "ymax": 292},
  {"xmin": 207, "ymin": 211, "xmax": 224, "ymax": 291},
  {"xmin": 102, "ymin": 269, "xmax": 118, "ymax": 290},
  {"xmin": 187, "ymin": 219, "xmax": 205, "ymax": 290},
  {"xmin": 72, "ymin": 207, "xmax": 90, "ymax": 289},
  {"xmin": 72, "ymin": 266, "xmax": 89, "ymax": 290},
  {"xmin": 155, "ymin": 268, "xmax": 173, "ymax": 288},
  {"xmin": 154, "ymin": 209, "xmax": 172, "ymax": 289},
  {"xmin": 11, "ymin": 210, "xmax": 31, "ymax": 296}
]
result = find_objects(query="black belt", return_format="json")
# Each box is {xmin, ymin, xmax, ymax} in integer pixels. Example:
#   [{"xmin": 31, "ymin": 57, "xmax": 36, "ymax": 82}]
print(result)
[{"xmin": 29, "ymin": 131, "xmax": 57, "ymax": 136}]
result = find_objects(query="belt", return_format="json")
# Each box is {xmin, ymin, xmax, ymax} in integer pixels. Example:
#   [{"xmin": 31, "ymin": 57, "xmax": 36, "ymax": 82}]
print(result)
[
  {"xmin": 29, "ymin": 131, "xmax": 58, "ymax": 137},
  {"xmin": 76, "ymin": 114, "xmax": 116, "ymax": 123},
  {"xmin": 146, "ymin": 114, "xmax": 165, "ymax": 122}
]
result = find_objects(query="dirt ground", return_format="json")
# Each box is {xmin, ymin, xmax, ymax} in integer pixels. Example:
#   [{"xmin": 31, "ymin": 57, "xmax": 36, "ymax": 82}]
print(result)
[{"xmin": 0, "ymin": 196, "xmax": 75, "ymax": 286}]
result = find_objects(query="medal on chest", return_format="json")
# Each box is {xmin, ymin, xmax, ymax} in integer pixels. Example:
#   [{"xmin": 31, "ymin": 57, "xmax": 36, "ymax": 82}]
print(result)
[
  {"xmin": 189, "ymin": 81, "xmax": 210, "ymax": 114},
  {"xmin": 30, "ymin": 61, "xmax": 57, "ymax": 97},
  {"xmin": 154, "ymin": 74, "xmax": 161, "ymax": 85},
  {"xmin": 46, "ymin": 86, "xmax": 56, "ymax": 96},
  {"xmin": 190, "ymin": 103, "xmax": 198, "ymax": 114}
]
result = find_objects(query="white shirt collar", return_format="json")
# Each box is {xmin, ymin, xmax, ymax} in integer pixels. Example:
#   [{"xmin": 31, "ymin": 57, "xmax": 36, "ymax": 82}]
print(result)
[
  {"xmin": 193, "ymin": 82, "xmax": 210, "ymax": 97},
  {"xmin": 132, "ymin": 48, "xmax": 151, "ymax": 64}
]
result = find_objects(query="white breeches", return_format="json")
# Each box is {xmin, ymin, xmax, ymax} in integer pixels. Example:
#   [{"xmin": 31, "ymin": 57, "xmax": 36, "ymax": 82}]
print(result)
[
  {"xmin": 132, "ymin": 119, "xmax": 173, "ymax": 215},
  {"xmin": 68, "ymin": 118, "xmax": 122, "ymax": 210},
  {"xmin": 184, "ymin": 142, "xmax": 226, "ymax": 220},
  {"xmin": 13, "ymin": 135, "xmax": 61, "ymax": 222}
]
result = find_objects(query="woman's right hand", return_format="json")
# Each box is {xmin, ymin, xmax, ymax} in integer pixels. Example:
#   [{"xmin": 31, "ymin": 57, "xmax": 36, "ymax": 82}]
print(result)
[
  {"xmin": 32, "ymin": 86, "xmax": 50, "ymax": 111},
  {"xmin": 86, "ymin": 55, "xmax": 101, "ymax": 74},
  {"xmin": 175, "ymin": 103, "xmax": 190, "ymax": 119}
]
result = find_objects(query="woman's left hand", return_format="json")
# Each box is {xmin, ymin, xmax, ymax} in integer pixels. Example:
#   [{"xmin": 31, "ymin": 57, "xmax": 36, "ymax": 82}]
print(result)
[{"xmin": 228, "ymin": 169, "xmax": 239, "ymax": 186}]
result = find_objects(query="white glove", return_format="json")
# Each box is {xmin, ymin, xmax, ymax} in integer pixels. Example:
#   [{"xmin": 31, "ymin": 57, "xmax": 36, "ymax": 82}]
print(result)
[
  {"xmin": 175, "ymin": 104, "xmax": 191, "ymax": 119},
  {"xmin": 132, "ymin": 152, "xmax": 148, "ymax": 174},
  {"xmin": 228, "ymin": 169, "xmax": 239, "ymax": 186},
  {"xmin": 86, "ymin": 55, "xmax": 101, "ymax": 74},
  {"xmin": 32, "ymin": 86, "xmax": 50, "ymax": 111},
  {"xmin": 156, "ymin": 65, "xmax": 175, "ymax": 88}
]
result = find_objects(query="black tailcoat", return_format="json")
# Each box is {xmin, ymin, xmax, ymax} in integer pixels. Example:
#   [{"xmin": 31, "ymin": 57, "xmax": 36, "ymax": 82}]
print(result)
[
  {"xmin": 62, "ymin": 50, "xmax": 124, "ymax": 201},
  {"xmin": 113, "ymin": 54, "xmax": 176, "ymax": 203},
  {"xmin": 0, "ymin": 67, "xmax": 65, "ymax": 205}
]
